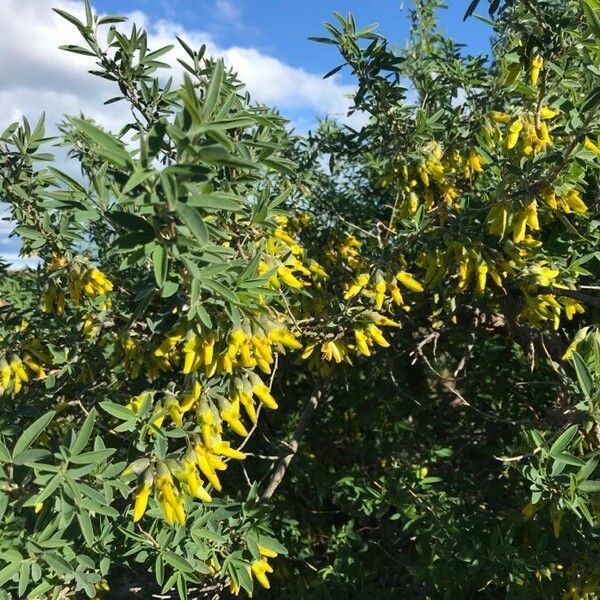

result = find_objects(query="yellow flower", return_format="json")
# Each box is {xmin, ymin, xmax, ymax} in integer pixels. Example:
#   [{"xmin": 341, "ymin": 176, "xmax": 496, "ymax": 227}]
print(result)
[
  {"xmin": 344, "ymin": 273, "xmax": 370, "ymax": 300},
  {"xmin": 268, "ymin": 329, "xmax": 302, "ymax": 350},
  {"xmin": 132, "ymin": 468, "xmax": 155, "ymax": 522},
  {"xmin": 476, "ymin": 264, "xmax": 488, "ymax": 294},
  {"xmin": 251, "ymin": 558, "xmax": 274, "ymax": 589},
  {"xmin": 584, "ymin": 137, "xmax": 600, "ymax": 156},
  {"xmin": 562, "ymin": 190, "xmax": 587, "ymax": 214},
  {"xmin": 490, "ymin": 111, "xmax": 512, "ymax": 123},
  {"xmin": 395, "ymin": 271, "xmax": 424, "ymax": 292},
  {"xmin": 487, "ymin": 204, "xmax": 508, "ymax": 237},
  {"xmin": 512, "ymin": 210, "xmax": 528, "ymax": 243},
  {"xmin": 505, "ymin": 119, "xmax": 523, "ymax": 150},
  {"xmin": 540, "ymin": 106, "xmax": 559, "ymax": 120},
  {"xmin": 530, "ymin": 54, "xmax": 543, "ymax": 86},
  {"xmin": 367, "ymin": 324, "xmax": 390, "ymax": 348},
  {"xmin": 354, "ymin": 328, "xmax": 371, "ymax": 356}
]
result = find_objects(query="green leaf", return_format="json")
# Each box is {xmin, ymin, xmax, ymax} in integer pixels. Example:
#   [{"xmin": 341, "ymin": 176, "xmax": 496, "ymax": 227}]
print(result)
[
  {"xmin": 153, "ymin": 245, "xmax": 169, "ymax": 287},
  {"xmin": 201, "ymin": 59, "xmax": 224, "ymax": 120},
  {"xmin": 70, "ymin": 409, "xmax": 96, "ymax": 456},
  {"xmin": 43, "ymin": 552, "xmax": 72, "ymax": 575},
  {"xmin": 107, "ymin": 211, "xmax": 154, "ymax": 235},
  {"xmin": 69, "ymin": 117, "xmax": 132, "ymax": 168},
  {"xmin": 123, "ymin": 169, "xmax": 154, "ymax": 194},
  {"xmin": 578, "ymin": 480, "xmax": 600, "ymax": 493},
  {"xmin": 201, "ymin": 279, "xmax": 239, "ymax": 304},
  {"xmin": 12, "ymin": 448, "xmax": 51, "ymax": 466},
  {"xmin": 161, "ymin": 551, "xmax": 193, "ymax": 573},
  {"xmin": 77, "ymin": 512, "xmax": 95, "ymax": 546},
  {"xmin": 159, "ymin": 170, "xmax": 179, "ymax": 211},
  {"xmin": 12, "ymin": 411, "xmax": 56, "ymax": 459},
  {"xmin": 59, "ymin": 44, "xmax": 96, "ymax": 57},
  {"xmin": 186, "ymin": 192, "xmax": 243, "ymax": 211},
  {"xmin": 17, "ymin": 561, "xmax": 30, "ymax": 597},
  {"xmin": 463, "ymin": 0, "xmax": 482, "ymax": 20},
  {"xmin": 0, "ymin": 561, "xmax": 20, "ymax": 587},
  {"xmin": 48, "ymin": 167, "xmax": 86, "ymax": 193},
  {"xmin": 549, "ymin": 425, "xmax": 579, "ymax": 457},
  {"xmin": 257, "ymin": 535, "xmax": 288, "ymax": 555},
  {"xmin": 177, "ymin": 203, "xmax": 208, "ymax": 243},
  {"xmin": 572, "ymin": 352, "xmax": 593, "ymax": 399},
  {"xmin": 69, "ymin": 448, "xmax": 116, "ymax": 465},
  {"xmin": 578, "ymin": 455, "xmax": 600, "ymax": 482},
  {"xmin": 52, "ymin": 9, "xmax": 87, "ymax": 32},
  {"xmin": 100, "ymin": 402, "xmax": 137, "ymax": 421}
]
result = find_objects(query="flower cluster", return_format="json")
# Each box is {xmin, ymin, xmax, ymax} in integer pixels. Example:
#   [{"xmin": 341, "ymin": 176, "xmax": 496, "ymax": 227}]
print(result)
[{"xmin": 42, "ymin": 257, "xmax": 113, "ymax": 316}]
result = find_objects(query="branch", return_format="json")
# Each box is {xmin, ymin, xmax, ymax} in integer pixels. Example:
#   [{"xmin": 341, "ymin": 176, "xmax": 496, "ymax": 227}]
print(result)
[{"xmin": 260, "ymin": 381, "xmax": 323, "ymax": 503}]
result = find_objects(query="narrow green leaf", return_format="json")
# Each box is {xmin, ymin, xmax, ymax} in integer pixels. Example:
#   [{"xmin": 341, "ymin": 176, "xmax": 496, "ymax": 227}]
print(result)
[
  {"xmin": 572, "ymin": 352, "xmax": 593, "ymax": 398},
  {"xmin": 100, "ymin": 402, "xmax": 137, "ymax": 421},
  {"xmin": 579, "ymin": 480, "xmax": 600, "ymax": 492},
  {"xmin": 12, "ymin": 412, "xmax": 56, "ymax": 459},
  {"xmin": 153, "ymin": 245, "xmax": 169, "ymax": 287},
  {"xmin": 549, "ymin": 425, "xmax": 579, "ymax": 457},
  {"xmin": 70, "ymin": 409, "xmax": 96, "ymax": 455},
  {"xmin": 69, "ymin": 118, "xmax": 132, "ymax": 168},
  {"xmin": 186, "ymin": 192, "xmax": 243, "ymax": 211},
  {"xmin": 0, "ymin": 561, "xmax": 21, "ymax": 587},
  {"xmin": 161, "ymin": 551, "xmax": 193, "ymax": 573},
  {"xmin": 77, "ymin": 512, "xmax": 95, "ymax": 546},
  {"xmin": 177, "ymin": 203, "xmax": 208, "ymax": 243},
  {"xmin": 123, "ymin": 169, "xmax": 153, "ymax": 194},
  {"xmin": 201, "ymin": 59, "xmax": 224, "ymax": 120}
]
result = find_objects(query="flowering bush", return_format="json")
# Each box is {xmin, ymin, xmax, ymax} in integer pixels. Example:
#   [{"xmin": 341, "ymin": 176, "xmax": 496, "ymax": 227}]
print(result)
[{"xmin": 0, "ymin": 0, "xmax": 599, "ymax": 598}]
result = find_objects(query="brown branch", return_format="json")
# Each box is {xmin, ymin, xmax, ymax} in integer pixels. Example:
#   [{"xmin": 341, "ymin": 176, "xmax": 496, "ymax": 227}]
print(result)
[{"xmin": 260, "ymin": 381, "xmax": 323, "ymax": 503}]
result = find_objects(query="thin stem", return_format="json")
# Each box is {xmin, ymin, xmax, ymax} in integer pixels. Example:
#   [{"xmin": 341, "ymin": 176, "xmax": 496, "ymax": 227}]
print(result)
[{"xmin": 260, "ymin": 381, "xmax": 323, "ymax": 502}]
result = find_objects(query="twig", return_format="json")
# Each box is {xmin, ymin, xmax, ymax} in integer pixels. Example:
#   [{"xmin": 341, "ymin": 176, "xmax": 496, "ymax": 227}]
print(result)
[{"xmin": 260, "ymin": 381, "xmax": 323, "ymax": 502}]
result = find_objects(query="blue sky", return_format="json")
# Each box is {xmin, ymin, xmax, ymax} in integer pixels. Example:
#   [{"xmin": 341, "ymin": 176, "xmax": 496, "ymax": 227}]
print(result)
[
  {"xmin": 0, "ymin": 0, "xmax": 492, "ymax": 264},
  {"xmin": 93, "ymin": 0, "xmax": 492, "ymax": 82}
]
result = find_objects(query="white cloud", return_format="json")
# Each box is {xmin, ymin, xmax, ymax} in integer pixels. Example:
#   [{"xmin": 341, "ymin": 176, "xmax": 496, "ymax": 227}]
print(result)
[
  {"xmin": 215, "ymin": 0, "xmax": 241, "ymax": 23},
  {"xmin": 0, "ymin": 0, "xmax": 355, "ymax": 131},
  {"xmin": 0, "ymin": 0, "xmax": 361, "ymax": 264}
]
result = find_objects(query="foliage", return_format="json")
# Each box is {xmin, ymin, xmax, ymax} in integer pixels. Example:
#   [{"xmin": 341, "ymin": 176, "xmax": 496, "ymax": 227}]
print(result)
[{"xmin": 0, "ymin": 0, "xmax": 599, "ymax": 598}]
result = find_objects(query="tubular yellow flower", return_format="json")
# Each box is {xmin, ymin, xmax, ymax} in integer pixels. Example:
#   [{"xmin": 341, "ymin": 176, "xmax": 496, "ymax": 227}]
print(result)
[
  {"xmin": 344, "ymin": 273, "xmax": 370, "ymax": 300},
  {"xmin": 563, "ymin": 189, "xmax": 588, "ymax": 213},
  {"xmin": 525, "ymin": 200, "xmax": 540, "ymax": 230},
  {"xmin": 396, "ymin": 271, "xmax": 424, "ymax": 292},
  {"xmin": 512, "ymin": 210, "xmax": 528, "ymax": 243},
  {"xmin": 277, "ymin": 265, "xmax": 304, "ymax": 289},
  {"xmin": 373, "ymin": 274, "xmax": 386, "ymax": 310},
  {"xmin": 584, "ymin": 137, "xmax": 600, "ymax": 156},
  {"xmin": 530, "ymin": 54, "xmax": 543, "ymax": 86},
  {"xmin": 251, "ymin": 558, "xmax": 274, "ymax": 589},
  {"xmin": 1, "ymin": 360, "xmax": 10, "ymax": 390},
  {"xmin": 505, "ymin": 119, "xmax": 523, "ymax": 150},
  {"xmin": 133, "ymin": 481, "xmax": 153, "ymax": 522},
  {"xmin": 268, "ymin": 329, "xmax": 302, "ymax": 350},
  {"xmin": 488, "ymin": 204, "xmax": 508, "ymax": 237},
  {"xmin": 212, "ymin": 441, "xmax": 246, "ymax": 460},
  {"xmin": 476, "ymin": 264, "xmax": 488, "ymax": 294},
  {"xmin": 252, "ymin": 383, "xmax": 278, "ymax": 410},
  {"xmin": 367, "ymin": 325, "xmax": 390, "ymax": 348},
  {"xmin": 540, "ymin": 106, "xmax": 559, "ymax": 120},
  {"xmin": 220, "ymin": 399, "xmax": 249, "ymax": 437},
  {"xmin": 195, "ymin": 445, "xmax": 224, "ymax": 491},
  {"xmin": 354, "ymin": 328, "xmax": 371, "ymax": 356}
]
